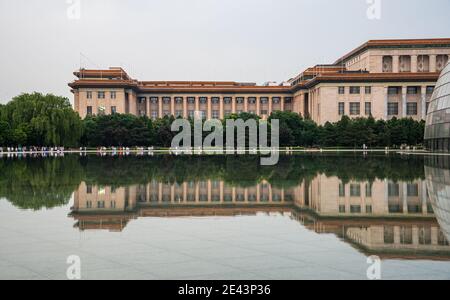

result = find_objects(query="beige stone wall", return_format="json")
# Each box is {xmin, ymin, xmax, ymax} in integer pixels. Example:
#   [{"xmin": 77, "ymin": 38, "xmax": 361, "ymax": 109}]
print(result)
[
  {"xmin": 359, "ymin": 48, "xmax": 450, "ymax": 73},
  {"xmin": 76, "ymin": 88, "xmax": 126, "ymax": 118}
]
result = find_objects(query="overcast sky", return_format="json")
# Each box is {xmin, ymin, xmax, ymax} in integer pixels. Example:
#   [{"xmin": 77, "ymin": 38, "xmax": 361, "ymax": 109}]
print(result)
[{"xmin": 0, "ymin": 0, "xmax": 449, "ymax": 103}]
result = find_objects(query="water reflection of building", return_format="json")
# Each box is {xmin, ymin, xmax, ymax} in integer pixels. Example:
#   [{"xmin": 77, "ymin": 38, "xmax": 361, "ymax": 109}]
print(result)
[{"xmin": 70, "ymin": 176, "xmax": 450, "ymax": 260}]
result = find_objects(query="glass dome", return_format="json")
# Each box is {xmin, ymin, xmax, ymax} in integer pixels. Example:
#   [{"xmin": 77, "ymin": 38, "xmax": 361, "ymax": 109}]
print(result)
[{"xmin": 425, "ymin": 62, "xmax": 450, "ymax": 151}]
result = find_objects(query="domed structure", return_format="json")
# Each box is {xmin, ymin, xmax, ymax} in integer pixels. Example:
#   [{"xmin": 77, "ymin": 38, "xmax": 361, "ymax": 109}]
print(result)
[
  {"xmin": 425, "ymin": 156, "xmax": 450, "ymax": 243},
  {"xmin": 425, "ymin": 62, "xmax": 450, "ymax": 151}
]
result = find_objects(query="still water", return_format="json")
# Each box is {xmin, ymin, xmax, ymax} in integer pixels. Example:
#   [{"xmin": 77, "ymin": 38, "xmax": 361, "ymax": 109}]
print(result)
[{"xmin": 0, "ymin": 153, "xmax": 450, "ymax": 280}]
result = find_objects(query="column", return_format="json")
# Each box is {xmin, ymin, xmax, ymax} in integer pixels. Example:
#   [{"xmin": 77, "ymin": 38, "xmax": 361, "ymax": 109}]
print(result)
[
  {"xmin": 220, "ymin": 182, "xmax": 224, "ymax": 203},
  {"xmin": 268, "ymin": 97, "xmax": 273, "ymax": 115},
  {"xmin": 421, "ymin": 86, "xmax": 427, "ymax": 120},
  {"xmin": 402, "ymin": 183, "xmax": 408, "ymax": 214},
  {"xmin": 402, "ymin": 86, "xmax": 407, "ymax": 118},
  {"xmin": 244, "ymin": 97, "xmax": 248, "ymax": 113},
  {"xmin": 384, "ymin": 87, "xmax": 389, "ymax": 120},
  {"xmin": 430, "ymin": 54, "xmax": 437, "ymax": 72},
  {"xmin": 219, "ymin": 97, "xmax": 224, "ymax": 119},
  {"xmin": 256, "ymin": 97, "xmax": 261, "ymax": 116},
  {"xmin": 195, "ymin": 97, "xmax": 200, "ymax": 112},
  {"xmin": 183, "ymin": 97, "xmax": 188, "ymax": 118},
  {"xmin": 158, "ymin": 98, "xmax": 163, "ymax": 118},
  {"xmin": 232, "ymin": 97, "xmax": 236, "ymax": 114},
  {"xmin": 207, "ymin": 98, "xmax": 212, "ymax": 119},
  {"xmin": 411, "ymin": 55, "xmax": 418, "ymax": 73},
  {"xmin": 146, "ymin": 98, "xmax": 150, "ymax": 117},
  {"xmin": 393, "ymin": 55, "xmax": 400, "ymax": 73},
  {"xmin": 171, "ymin": 98, "xmax": 175, "ymax": 116},
  {"xmin": 280, "ymin": 96, "xmax": 285, "ymax": 112}
]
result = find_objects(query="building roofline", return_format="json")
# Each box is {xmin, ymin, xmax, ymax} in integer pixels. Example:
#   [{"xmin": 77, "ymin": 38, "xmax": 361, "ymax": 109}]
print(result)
[{"xmin": 334, "ymin": 38, "xmax": 450, "ymax": 65}]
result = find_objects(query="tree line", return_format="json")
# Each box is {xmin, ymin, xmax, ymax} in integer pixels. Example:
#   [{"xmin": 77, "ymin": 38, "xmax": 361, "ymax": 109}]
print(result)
[{"xmin": 0, "ymin": 93, "xmax": 425, "ymax": 148}]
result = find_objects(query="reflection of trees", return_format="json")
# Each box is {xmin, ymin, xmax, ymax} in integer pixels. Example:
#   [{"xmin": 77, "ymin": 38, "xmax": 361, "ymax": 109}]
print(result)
[
  {"xmin": 0, "ymin": 156, "xmax": 83, "ymax": 210},
  {"xmin": 0, "ymin": 153, "xmax": 426, "ymax": 210}
]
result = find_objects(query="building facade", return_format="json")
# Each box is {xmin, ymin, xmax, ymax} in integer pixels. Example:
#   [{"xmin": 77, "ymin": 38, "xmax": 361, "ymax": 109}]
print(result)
[{"xmin": 69, "ymin": 39, "xmax": 450, "ymax": 124}]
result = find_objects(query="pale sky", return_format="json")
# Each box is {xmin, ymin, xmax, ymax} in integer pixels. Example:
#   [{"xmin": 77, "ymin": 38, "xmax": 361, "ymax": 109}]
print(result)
[{"xmin": 0, "ymin": 0, "xmax": 449, "ymax": 103}]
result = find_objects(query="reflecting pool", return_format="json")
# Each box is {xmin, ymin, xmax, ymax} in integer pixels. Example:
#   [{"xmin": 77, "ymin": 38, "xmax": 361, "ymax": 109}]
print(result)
[{"xmin": 1, "ymin": 153, "xmax": 450, "ymax": 280}]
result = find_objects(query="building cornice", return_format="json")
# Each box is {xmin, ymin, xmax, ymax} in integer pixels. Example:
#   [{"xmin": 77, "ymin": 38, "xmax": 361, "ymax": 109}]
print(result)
[{"xmin": 334, "ymin": 38, "xmax": 450, "ymax": 65}]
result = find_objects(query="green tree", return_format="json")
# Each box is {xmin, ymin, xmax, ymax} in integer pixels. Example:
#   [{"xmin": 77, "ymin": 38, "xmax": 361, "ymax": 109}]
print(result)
[{"xmin": 0, "ymin": 93, "xmax": 83, "ymax": 147}]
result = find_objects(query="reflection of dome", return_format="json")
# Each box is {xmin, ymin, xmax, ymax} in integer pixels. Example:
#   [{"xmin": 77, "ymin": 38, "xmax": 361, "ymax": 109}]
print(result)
[
  {"xmin": 425, "ymin": 156, "xmax": 450, "ymax": 242},
  {"xmin": 425, "ymin": 62, "xmax": 450, "ymax": 151}
]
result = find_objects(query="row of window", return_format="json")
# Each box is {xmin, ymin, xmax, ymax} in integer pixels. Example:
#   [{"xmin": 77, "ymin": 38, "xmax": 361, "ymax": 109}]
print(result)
[
  {"xmin": 387, "ymin": 86, "xmax": 435, "ymax": 95},
  {"xmin": 387, "ymin": 102, "xmax": 421, "ymax": 116},
  {"xmin": 86, "ymin": 91, "xmax": 117, "ymax": 99},
  {"xmin": 339, "ymin": 182, "xmax": 420, "ymax": 198},
  {"xmin": 138, "ymin": 96, "xmax": 293, "ymax": 105},
  {"xmin": 338, "ymin": 86, "xmax": 435, "ymax": 96},
  {"xmin": 338, "ymin": 86, "xmax": 372, "ymax": 95},
  {"xmin": 87, "ymin": 106, "xmax": 116, "ymax": 116},
  {"xmin": 338, "ymin": 102, "xmax": 372, "ymax": 116}
]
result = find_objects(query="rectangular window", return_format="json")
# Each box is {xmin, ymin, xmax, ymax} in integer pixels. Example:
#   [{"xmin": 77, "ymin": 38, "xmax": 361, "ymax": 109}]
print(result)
[
  {"xmin": 110, "ymin": 91, "xmax": 117, "ymax": 99},
  {"xmin": 224, "ymin": 97, "xmax": 232, "ymax": 104},
  {"xmin": 426, "ymin": 86, "xmax": 435, "ymax": 95},
  {"xmin": 163, "ymin": 110, "xmax": 170, "ymax": 116},
  {"xmin": 248, "ymin": 97, "xmax": 256, "ymax": 104},
  {"xmin": 349, "ymin": 102, "xmax": 360, "ymax": 115},
  {"xmin": 236, "ymin": 97, "xmax": 244, "ymax": 104},
  {"xmin": 388, "ymin": 103, "xmax": 399, "ymax": 116},
  {"xmin": 407, "ymin": 103, "xmax": 418, "ymax": 115},
  {"xmin": 86, "ymin": 185, "xmax": 92, "ymax": 194},
  {"xmin": 87, "ymin": 106, "xmax": 93, "ymax": 116},
  {"xmin": 407, "ymin": 184, "xmax": 419, "ymax": 197},
  {"xmin": 199, "ymin": 97, "xmax": 207, "ymax": 104},
  {"xmin": 350, "ymin": 184, "xmax": 361, "ymax": 197},
  {"xmin": 98, "ymin": 91, "xmax": 105, "ymax": 99},
  {"xmin": 151, "ymin": 111, "xmax": 158, "ymax": 119},
  {"xmin": 365, "ymin": 102, "xmax": 372, "ymax": 115},
  {"xmin": 175, "ymin": 97, "xmax": 183, "ymax": 104},
  {"xmin": 111, "ymin": 106, "xmax": 117, "ymax": 114},
  {"xmin": 211, "ymin": 97, "xmax": 220, "ymax": 104},
  {"xmin": 175, "ymin": 110, "xmax": 183, "ymax": 117},
  {"xmin": 212, "ymin": 110, "xmax": 220, "ymax": 119},
  {"xmin": 349, "ymin": 87, "xmax": 361, "ymax": 94},
  {"xmin": 407, "ymin": 87, "xmax": 419, "ymax": 95},
  {"xmin": 388, "ymin": 183, "xmax": 400, "ymax": 197},
  {"xmin": 163, "ymin": 97, "xmax": 171, "ymax": 104},
  {"xmin": 339, "ymin": 183, "xmax": 345, "ymax": 197},
  {"xmin": 272, "ymin": 97, "xmax": 281, "ymax": 104},
  {"xmin": 338, "ymin": 102, "xmax": 345, "ymax": 115},
  {"xmin": 388, "ymin": 87, "xmax": 400, "ymax": 95},
  {"xmin": 338, "ymin": 87, "xmax": 345, "ymax": 95},
  {"xmin": 260, "ymin": 97, "xmax": 269, "ymax": 104},
  {"xmin": 366, "ymin": 183, "xmax": 373, "ymax": 197},
  {"xmin": 138, "ymin": 97, "xmax": 146, "ymax": 104},
  {"xmin": 150, "ymin": 97, "xmax": 159, "ymax": 104},
  {"xmin": 261, "ymin": 110, "xmax": 268, "ymax": 115},
  {"xmin": 188, "ymin": 110, "xmax": 195, "ymax": 118},
  {"xmin": 187, "ymin": 97, "xmax": 195, "ymax": 104},
  {"xmin": 86, "ymin": 91, "xmax": 93, "ymax": 99},
  {"xmin": 365, "ymin": 86, "xmax": 372, "ymax": 95},
  {"xmin": 284, "ymin": 97, "xmax": 293, "ymax": 104},
  {"xmin": 224, "ymin": 110, "xmax": 232, "ymax": 116}
]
